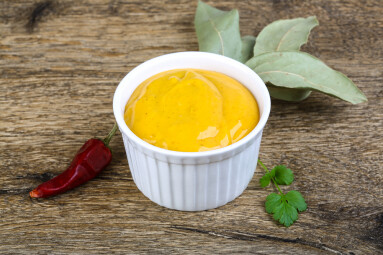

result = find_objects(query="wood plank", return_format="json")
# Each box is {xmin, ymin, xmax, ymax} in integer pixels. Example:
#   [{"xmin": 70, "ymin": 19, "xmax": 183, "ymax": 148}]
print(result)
[{"xmin": 1, "ymin": 0, "xmax": 382, "ymax": 254}]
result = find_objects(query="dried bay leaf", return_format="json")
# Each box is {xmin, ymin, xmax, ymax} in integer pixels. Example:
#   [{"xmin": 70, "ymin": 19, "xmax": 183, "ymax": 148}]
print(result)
[
  {"xmin": 266, "ymin": 83, "xmax": 312, "ymax": 102},
  {"xmin": 195, "ymin": 2, "xmax": 366, "ymax": 103},
  {"xmin": 240, "ymin": 35, "xmax": 256, "ymax": 63},
  {"xmin": 246, "ymin": 51, "xmax": 367, "ymax": 104},
  {"xmin": 252, "ymin": 16, "xmax": 319, "ymax": 101},
  {"xmin": 253, "ymin": 16, "xmax": 319, "ymax": 56},
  {"xmin": 194, "ymin": 0, "xmax": 242, "ymax": 61}
]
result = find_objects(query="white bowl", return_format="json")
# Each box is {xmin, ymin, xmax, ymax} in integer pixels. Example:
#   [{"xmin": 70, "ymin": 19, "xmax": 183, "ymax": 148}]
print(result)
[{"xmin": 113, "ymin": 52, "xmax": 271, "ymax": 211}]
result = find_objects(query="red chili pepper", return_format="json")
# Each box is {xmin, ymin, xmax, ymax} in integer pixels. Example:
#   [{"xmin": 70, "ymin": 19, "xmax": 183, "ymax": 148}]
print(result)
[{"xmin": 30, "ymin": 124, "xmax": 118, "ymax": 198}]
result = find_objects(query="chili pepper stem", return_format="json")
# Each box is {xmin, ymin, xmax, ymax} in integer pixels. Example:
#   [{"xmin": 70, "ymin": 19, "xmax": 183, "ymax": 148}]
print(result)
[
  {"xmin": 103, "ymin": 123, "xmax": 118, "ymax": 147},
  {"xmin": 29, "ymin": 189, "xmax": 40, "ymax": 198}
]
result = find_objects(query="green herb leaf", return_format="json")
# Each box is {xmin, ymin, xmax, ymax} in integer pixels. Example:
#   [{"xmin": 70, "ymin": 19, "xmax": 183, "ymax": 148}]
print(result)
[
  {"xmin": 240, "ymin": 35, "xmax": 256, "ymax": 63},
  {"xmin": 274, "ymin": 200, "xmax": 298, "ymax": 227},
  {"xmin": 265, "ymin": 193, "xmax": 282, "ymax": 214},
  {"xmin": 253, "ymin": 16, "xmax": 319, "ymax": 57},
  {"xmin": 285, "ymin": 190, "xmax": 307, "ymax": 212},
  {"xmin": 246, "ymin": 51, "xmax": 367, "ymax": 104},
  {"xmin": 272, "ymin": 165, "xmax": 294, "ymax": 185},
  {"xmin": 265, "ymin": 193, "xmax": 298, "ymax": 227},
  {"xmin": 265, "ymin": 191, "xmax": 306, "ymax": 227},
  {"xmin": 259, "ymin": 161, "xmax": 306, "ymax": 227},
  {"xmin": 260, "ymin": 172, "xmax": 272, "ymax": 187},
  {"xmin": 194, "ymin": 0, "xmax": 242, "ymax": 62}
]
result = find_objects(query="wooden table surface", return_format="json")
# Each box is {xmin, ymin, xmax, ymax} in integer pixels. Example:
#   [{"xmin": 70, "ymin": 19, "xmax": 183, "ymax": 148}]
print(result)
[{"xmin": 1, "ymin": 0, "xmax": 382, "ymax": 254}]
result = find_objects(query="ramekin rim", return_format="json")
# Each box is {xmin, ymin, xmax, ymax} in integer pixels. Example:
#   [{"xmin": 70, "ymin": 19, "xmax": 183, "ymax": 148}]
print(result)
[{"xmin": 113, "ymin": 51, "xmax": 271, "ymax": 159}]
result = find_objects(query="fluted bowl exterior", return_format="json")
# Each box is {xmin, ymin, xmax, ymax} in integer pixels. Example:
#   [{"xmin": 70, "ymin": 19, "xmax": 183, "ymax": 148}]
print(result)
[{"xmin": 113, "ymin": 52, "xmax": 271, "ymax": 211}]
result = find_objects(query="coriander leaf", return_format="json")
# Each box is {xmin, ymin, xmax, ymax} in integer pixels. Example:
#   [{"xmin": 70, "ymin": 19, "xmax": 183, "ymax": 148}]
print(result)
[
  {"xmin": 240, "ymin": 35, "xmax": 256, "ymax": 63},
  {"xmin": 260, "ymin": 172, "xmax": 272, "ymax": 187},
  {"xmin": 272, "ymin": 165, "xmax": 294, "ymax": 185},
  {"xmin": 285, "ymin": 190, "xmax": 307, "ymax": 212},
  {"xmin": 246, "ymin": 51, "xmax": 367, "ymax": 104},
  {"xmin": 265, "ymin": 193, "xmax": 300, "ymax": 227},
  {"xmin": 273, "ymin": 201, "xmax": 298, "ymax": 227},
  {"xmin": 194, "ymin": 0, "xmax": 242, "ymax": 61},
  {"xmin": 253, "ymin": 16, "xmax": 319, "ymax": 56},
  {"xmin": 265, "ymin": 193, "xmax": 282, "ymax": 213},
  {"xmin": 259, "ymin": 160, "xmax": 306, "ymax": 227}
]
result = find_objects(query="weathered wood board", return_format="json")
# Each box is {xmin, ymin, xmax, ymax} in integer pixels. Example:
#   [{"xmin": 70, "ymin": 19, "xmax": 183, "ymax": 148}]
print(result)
[{"xmin": 1, "ymin": 0, "xmax": 382, "ymax": 254}]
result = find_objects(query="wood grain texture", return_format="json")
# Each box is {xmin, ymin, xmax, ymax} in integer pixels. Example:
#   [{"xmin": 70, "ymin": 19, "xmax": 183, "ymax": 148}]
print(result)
[{"xmin": 0, "ymin": 0, "xmax": 382, "ymax": 254}]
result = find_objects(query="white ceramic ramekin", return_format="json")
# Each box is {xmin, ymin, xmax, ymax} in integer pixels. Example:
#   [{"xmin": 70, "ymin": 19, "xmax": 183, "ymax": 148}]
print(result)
[{"xmin": 113, "ymin": 52, "xmax": 270, "ymax": 211}]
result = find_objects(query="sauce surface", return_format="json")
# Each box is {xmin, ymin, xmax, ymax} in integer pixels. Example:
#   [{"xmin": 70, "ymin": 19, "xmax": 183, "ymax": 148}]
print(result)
[{"xmin": 124, "ymin": 69, "xmax": 259, "ymax": 152}]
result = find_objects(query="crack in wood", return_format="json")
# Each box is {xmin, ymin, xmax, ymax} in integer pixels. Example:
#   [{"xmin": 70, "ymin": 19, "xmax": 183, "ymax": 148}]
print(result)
[
  {"xmin": 16, "ymin": 172, "xmax": 56, "ymax": 182},
  {"xmin": 0, "ymin": 188, "xmax": 31, "ymax": 195},
  {"xmin": 359, "ymin": 213, "xmax": 383, "ymax": 250},
  {"xmin": 170, "ymin": 225, "xmax": 346, "ymax": 254},
  {"xmin": 26, "ymin": 0, "xmax": 53, "ymax": 32}
]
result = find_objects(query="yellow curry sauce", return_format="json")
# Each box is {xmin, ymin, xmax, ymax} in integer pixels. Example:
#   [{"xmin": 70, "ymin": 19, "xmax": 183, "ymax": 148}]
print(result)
[{"xmin": 124, "ymin": 69, "xmax": 259, "ymax": 152}]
